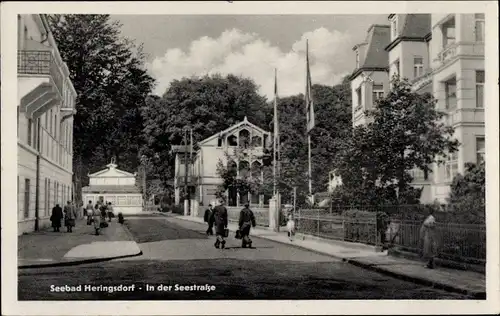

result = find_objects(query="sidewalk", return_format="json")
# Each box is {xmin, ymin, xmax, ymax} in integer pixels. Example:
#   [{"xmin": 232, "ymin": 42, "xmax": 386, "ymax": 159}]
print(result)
[
  {"xmin": 18, "ymin": 218, "xmax": 142, "ymax": 268},
  {"xmin": 170, "ymin": 213, "xmax": 486, "ymax": 298}
]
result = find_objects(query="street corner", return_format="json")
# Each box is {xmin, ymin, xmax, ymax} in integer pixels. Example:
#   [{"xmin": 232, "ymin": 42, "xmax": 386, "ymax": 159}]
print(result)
[{"xmin": 63, "ymin": 241, "xmax": 142, "ymax": 260}]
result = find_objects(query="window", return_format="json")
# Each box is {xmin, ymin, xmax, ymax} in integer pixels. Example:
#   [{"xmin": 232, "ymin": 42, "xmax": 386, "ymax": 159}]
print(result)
[
  {"xmin": 53, "ymin": 181, "xmax": 57, "ymax": 206},
  {"xmin": 476, "ymin": 137, "xmax": 485, "ymax": 164},
  {"xmin": 47, "ymin": 179, "xmax": 51, "ymax": 209},
  {"xmin": 393, "ymin": 60, "xmax": 400, "ymax": 77},
  {"xmin": 355, "ymin": 51, "xmax": 360, "ymax": 68},
  {"xmin": 475, "ymin": 13, "xmax": 485, "ymax": 42},
  {"xmin": 372, "ymin": 84, "xmax": 384, "ymax": 102},
  {"xmin": 445, "ymin": 78, "xmax": 457, "ymax": 110},
  {"xmin": 45, "ymin": 113, "xmax": 48, "ymax": 129},
  {"xmin": 24, "ymin": 179, "xmax": 30, "ymax": 218},
  {"xmin": 356, "ymin": 87, "xmax": 362, "ymax": 109},
  {"xmin": 442, "ymin": 17, "xmax": 456, "ymax": 47},
  {"xmin": 36, "ymin": 118, "xmax": 40, "ymax": 150},
  {"xmin": 445, "ymin": 151, "xmax": 459, "ymax": 182},
  {"xmin": 413, "ymin": 56, "xmax": 424, "ymax": 78},
  {"xmin": 476, "ymin": 70, "xmax": 485, "ymax": 108},
  {"xmin": 49, "ymin": 109, "xmax": 53, "ymax": 136},
  {"xmin": 27, "ymin": 118, "xmax": 33, "ymax": 146},
  {"xmin": 217, "ymin": 137, "xmax": 222, "ymax": 147},
  {"xmin": 45, "ymin": 178, "xmax": 49, "ymax": 216}
]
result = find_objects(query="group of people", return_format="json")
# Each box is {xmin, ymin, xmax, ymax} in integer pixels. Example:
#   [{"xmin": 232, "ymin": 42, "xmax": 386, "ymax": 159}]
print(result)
[
  {"xmin": 203, "ymin": 200, "xmax": 257, "ymax": 249},
  {"xmin": 50, "ymin": 201, "xmax": 78, "ymax": 233},
  {"xmin": 84, "ymin": 200, "xmax": 115, "ymax": 235}
]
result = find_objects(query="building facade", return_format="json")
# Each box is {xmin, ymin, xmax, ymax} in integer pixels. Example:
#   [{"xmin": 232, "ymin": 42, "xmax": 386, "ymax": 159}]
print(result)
[
  {"xmin": 17, "ymin": 14, "xmax": 77, "ymax": 234},
  {"xmin": 82, "ymin": 160, "xmax": 143, "ymax": 215},
  {"xmin": 173, "ymin": 117, "xmax": 272, "ymax": 208},
  {"xmin": 342, "ymin": 13, "xmax": 485, "ymax": 204}
]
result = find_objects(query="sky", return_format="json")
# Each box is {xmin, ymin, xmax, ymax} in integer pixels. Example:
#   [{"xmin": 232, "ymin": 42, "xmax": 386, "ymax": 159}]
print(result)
[{"xmin": 111, "ymin": 14, "xmax": 388, "ymax": 99}]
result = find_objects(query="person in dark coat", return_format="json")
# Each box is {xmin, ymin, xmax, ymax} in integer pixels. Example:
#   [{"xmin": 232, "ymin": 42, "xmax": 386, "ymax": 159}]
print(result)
[
  {"xmin": 209, "ymin": 200, "xmax": 228, "ymax": 249},
  {"xmin": 204, "ymin": 204, "xmax": 214, "ymax": 236},
  {"xmin": 238, "ymin": 203, "xmax": 256, "ymax": 248},
  {"xmin": 50, "ymin": 204, "xmax": 63, "ymax": 232},
  {"xmin": 64, "ymin": 201, "xmax": 78, "ymax": 232}
]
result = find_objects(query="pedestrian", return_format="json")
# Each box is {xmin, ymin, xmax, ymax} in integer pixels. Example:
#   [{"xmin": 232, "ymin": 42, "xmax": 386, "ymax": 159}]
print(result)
[
  {"xmin": 210, "ymin": 199, "xmax": 228, "ymax": 249},
  {"xmin": 85, "ymin": 200, "xmax": 94, "ymax": 225},
  {"xmin": 63, "ymin": 201, "xmax": 77, "ymax": 232},
  {"xmin": 420, "ymin": 208, "xmax": 438, "ymax": 269},
  {"xmin": 100, "ymin": 202, "xmax": 107, "ymax": 222},
  {"xmin": 204, "ymin": 204, "xmax": 214, "ymax": 236},
  {"xmin": 93, "ymin": 203, "xmax": 102, "ymax": 235},
  {"xmin": 238, "ymin": 203, "xmax": 256, "ymax": 248},
  {"xmin": 286, "ymin": 212, "xmax": 295, "ymax": 242},
  {"xmin": 107, "ymin": 202, "xmax": 114, "ymax": 222},
  {"xmin": 50, "ymin": 204, "xmax": 63, "ymax": 232}
]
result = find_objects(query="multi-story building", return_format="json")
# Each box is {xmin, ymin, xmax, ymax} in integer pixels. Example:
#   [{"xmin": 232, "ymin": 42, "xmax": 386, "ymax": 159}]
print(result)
[
  {"xmin": 17, "ymin": 14, "xmax": 77, "ymax": 234},
  {"xmin": 342, "ymin": 13, "xmax": 485, "ymax": 204},
  {"xmin": 172, "ymin": 117, "xmax": 272, "ymax": 208}
]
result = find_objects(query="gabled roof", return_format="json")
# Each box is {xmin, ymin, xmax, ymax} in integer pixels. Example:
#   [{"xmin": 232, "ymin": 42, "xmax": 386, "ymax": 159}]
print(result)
[
  {"xmin": 386, "ymin": 14, "xmax": 431, "ymax": 51},
  {"xmin": 349, "ymin": 24, "xmax": 390, "ymax": 80},
  {"xmin": 198, "ymin": 116, "xmax": 270, "ymax": 146},
  {"xmin": 88, "ymin": 163, "xmax": 136, "ymax": 177}
]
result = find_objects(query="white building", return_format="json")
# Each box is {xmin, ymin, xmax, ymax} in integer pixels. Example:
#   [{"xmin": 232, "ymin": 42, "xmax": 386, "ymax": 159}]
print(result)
[
  {"xmin": 173, "ymin": 117, "xmax": 272, "ymax": 208},
  {"xmin": 82, "ymin": 159, "xmax": 143, "ymax": 214},
  {"xmin": 341, "ymin": 13, "xmax": 485, "ymax": 204},
  {"xmin": 17, "ymin": 14, "xmax": 77, "ymax": 234}
]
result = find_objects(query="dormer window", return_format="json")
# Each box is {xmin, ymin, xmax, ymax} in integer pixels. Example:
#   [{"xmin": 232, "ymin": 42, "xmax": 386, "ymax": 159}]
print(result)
[{"xmin": 356, "ymin": 87, "xmax": 362, "ymax": 109}]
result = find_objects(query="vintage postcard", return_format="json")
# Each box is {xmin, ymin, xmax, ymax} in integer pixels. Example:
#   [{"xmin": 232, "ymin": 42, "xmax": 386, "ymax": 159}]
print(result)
[{"xmin": 1, "ymin": 1, "xmax": 499, "ymax": 315}]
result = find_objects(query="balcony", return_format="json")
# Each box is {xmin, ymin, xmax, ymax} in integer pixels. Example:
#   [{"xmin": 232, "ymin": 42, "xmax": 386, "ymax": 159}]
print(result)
[
  {"xmin": 18, "ymin": 50, "xmax": 65, "ymax": 97},
  {"xmin": 411, "ymin": 69, "xmax": 433, "ymax": 92},
  {"xmin": 434, "ymin": 42, "xmax": 485, "ymax": 71}
]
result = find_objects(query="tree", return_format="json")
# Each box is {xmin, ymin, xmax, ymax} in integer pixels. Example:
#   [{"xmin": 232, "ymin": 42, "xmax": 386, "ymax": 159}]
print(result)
[
  {"xmin": 141, "ymin": 74, "xmax": 271, "ymax": 188},
  {"xmin": 48, "ymin": 15, "xmax": 155, "ymax": 196},
  {"xmin": 335, "ymin": 77, "xmax": 459, "ymax": 205},
  {"xmin": 447, "ymin": 162, "xmax": 485, "ymax": 223}
]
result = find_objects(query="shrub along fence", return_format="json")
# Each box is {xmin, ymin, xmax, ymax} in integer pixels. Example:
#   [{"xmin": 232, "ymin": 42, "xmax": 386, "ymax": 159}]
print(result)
[{"xmin": 294, "ymin": 204, "xmax": 486, "ymax": 263}]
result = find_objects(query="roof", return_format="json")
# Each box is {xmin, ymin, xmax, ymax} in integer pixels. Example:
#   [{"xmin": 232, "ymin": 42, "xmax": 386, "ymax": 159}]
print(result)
[
  {"xmin": 199, "ymin": 116, "xmax": 270, "ymax": 146},
  {"xmin": 82, "ymin": 185, "xmax": 141, "ymax": 194},
  {"xmin": 349, "ymin": 24, "xmax": 391, "ymax": 80},
  {"xmin": 386, "ymin": 14, "xmax": 431, "ymax": 51},
  {"xmin": 88, "ymin": 163, "xmax": 136, "ymax": 177}
]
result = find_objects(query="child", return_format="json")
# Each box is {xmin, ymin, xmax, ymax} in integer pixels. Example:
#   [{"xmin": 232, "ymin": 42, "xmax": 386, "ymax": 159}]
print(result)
[{"xmin": 286, "ymin": 213, "xmax": 295, "ymax": 241}]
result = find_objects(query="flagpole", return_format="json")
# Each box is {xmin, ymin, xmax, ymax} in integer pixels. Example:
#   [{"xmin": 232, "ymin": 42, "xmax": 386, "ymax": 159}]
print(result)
[{"xmin": 273, "ymin": 68, "xmax": 278, "ymax": 197}]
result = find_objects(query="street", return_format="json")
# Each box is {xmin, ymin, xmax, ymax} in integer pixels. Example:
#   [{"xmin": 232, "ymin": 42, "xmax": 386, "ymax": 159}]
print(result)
[{"xmin": 18, "ymin": 214, "xmax": 469, "ymax": 300}]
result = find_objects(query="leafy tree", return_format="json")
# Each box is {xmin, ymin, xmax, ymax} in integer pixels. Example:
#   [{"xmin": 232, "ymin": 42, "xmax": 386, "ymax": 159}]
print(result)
[
  {"xmin": 141, "ymin": 74, "xmax": 271, "ymax": 188},
  {"xmin": 48, "ymin": 15, "xmax": 155, "ymax": 198},
  {"xmin": 334, "ymin": 77, "xmax": 459, "ymax": 205},
  {"xmin": 447, "ymin": 162, "xmax": 485, "ymax": 223}
]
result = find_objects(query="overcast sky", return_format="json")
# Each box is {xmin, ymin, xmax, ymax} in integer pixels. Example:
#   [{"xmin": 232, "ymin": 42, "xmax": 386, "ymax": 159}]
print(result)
[{"xmin": 111, "ymin": 14, "xmax": 388, "ymax": 99}]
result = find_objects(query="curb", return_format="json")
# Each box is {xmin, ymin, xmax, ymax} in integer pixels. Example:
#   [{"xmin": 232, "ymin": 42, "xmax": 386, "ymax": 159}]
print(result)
[
  {"xmin": 19, "ymin": 222, "xmax": 143, "ymax": 270},
  {"xmin": 345, "ymin": 258, "xmax": 485, "ymax": 299},
  {"xmin": 171, "ymin": 214, "xmax": 485, "ymax": 298},
  {"xmin": 18, "ymin": 250, "xmax": 143, "ymax": 269}
]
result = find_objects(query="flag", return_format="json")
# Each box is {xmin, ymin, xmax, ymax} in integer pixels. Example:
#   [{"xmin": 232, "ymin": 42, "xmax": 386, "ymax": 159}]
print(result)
[{"xmin": 305, "ymin": 40, "xmax": 315, "ymax": 133}]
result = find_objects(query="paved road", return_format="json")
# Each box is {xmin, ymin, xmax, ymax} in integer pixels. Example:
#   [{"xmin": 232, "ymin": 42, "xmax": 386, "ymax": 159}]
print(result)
[{"xmin": 18, "ymin": 214, "xmax": 469, "ymax": 300}]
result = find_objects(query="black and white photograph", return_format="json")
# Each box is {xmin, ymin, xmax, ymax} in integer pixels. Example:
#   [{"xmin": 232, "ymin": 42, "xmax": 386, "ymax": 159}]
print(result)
[{"xmin": 2, "ymin": 1, "xmax": 499, "ymax": 315}]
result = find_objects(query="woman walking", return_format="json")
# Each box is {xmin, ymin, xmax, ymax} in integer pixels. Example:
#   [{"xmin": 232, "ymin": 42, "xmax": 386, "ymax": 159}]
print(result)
[
  {"xmin": 210, "ymin": 199, "xmax": 228, "ymax": 249},
  {"xmin": 63, "ymin": 201, "xmax": 78, "ymax": 232},
  {"xmin": 50, "ymin": 204, "xmax": 63, "ymax": 232},
  {"xmin": 420, "ymin": 208, "xmax": 438, "ymax": 269}
]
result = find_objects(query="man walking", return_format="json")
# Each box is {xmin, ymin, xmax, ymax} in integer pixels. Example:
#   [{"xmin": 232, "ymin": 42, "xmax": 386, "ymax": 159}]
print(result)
[
  {"xmin": 50, "ymin": 204, "xmax": 63, "ymax": 232},
  {"xmin": 210, "ymin": 199, "xmax": 228, "ymax": 249},
  {"xmin": 238, "ymin": 203, "xmax": 256, "ymax": 248},
  {"xmin": 204, "ymin": 204, "xmax": 214, "ymax": 236}
]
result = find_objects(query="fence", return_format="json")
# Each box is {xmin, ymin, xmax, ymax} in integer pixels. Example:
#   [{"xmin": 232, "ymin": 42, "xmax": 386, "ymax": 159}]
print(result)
[
  {"xmin": 294, "ymin": 204, "xmax": 486, "ymax": 263},
  {"xmin": 295, "ymin": 208, "xmax": 378, "ymax": 245},
  {"xmin": 226, "ymin": 207, "xmax": 269, "ymax": 227},
  {"xmin": 387, "ymin": 220, "xmax": 486, "ymax": 263}
]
